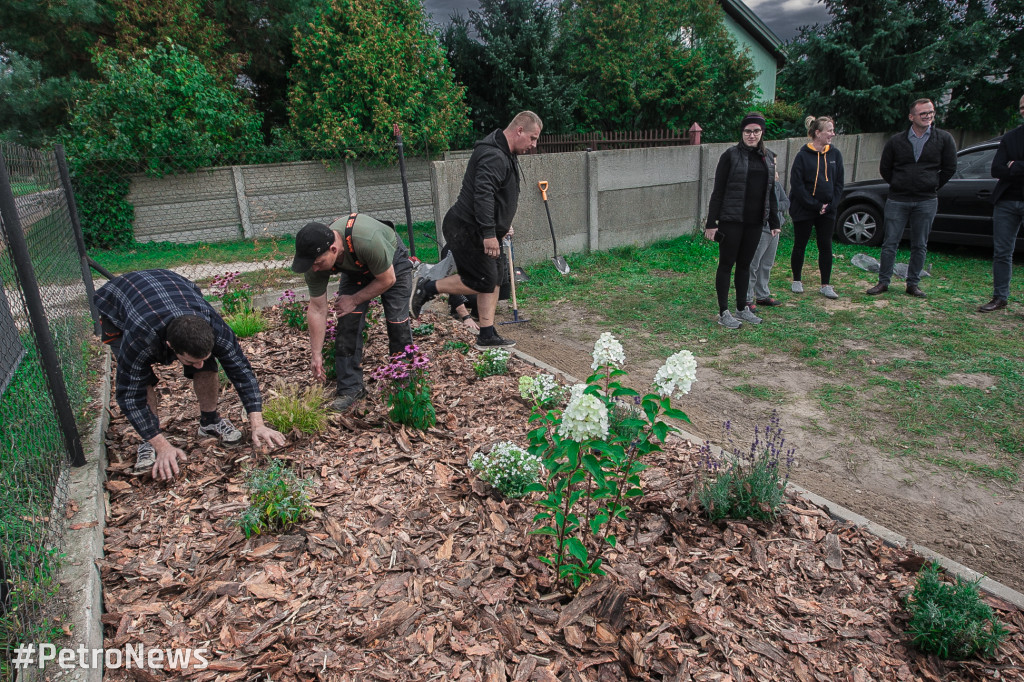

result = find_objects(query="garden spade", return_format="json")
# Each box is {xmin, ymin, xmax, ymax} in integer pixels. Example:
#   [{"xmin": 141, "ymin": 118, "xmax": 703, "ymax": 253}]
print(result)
[
  {"xmin": 500, "ymin": 238, "xmax": 529, "ymax": 325},
  {"xmin": 537, "ymin": 181, "xmax": 570, "ymax": 274}
]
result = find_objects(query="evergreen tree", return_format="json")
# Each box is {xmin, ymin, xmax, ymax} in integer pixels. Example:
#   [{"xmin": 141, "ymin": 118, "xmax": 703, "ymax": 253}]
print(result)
[
  {"xmin": 558, "ymin": 0, "xmax": 757, "ymax": 139},
  {"xmin": 211, "ymin": 0, "xmax": 323, "ymax": 139},
  {"xmin": 288, "ymin": 0, "xmax": 470, "ymax": 158},
  {"xmin": 441, "ymin": 0, "xmax": 577, "ymax": 136},
  {"xmin": 0, "ymin": 0, "xmax": 113, "ymax": 145},
  {"xmin": 779, "ymin": 0, "xmax": 1021, "ymax": 134}
]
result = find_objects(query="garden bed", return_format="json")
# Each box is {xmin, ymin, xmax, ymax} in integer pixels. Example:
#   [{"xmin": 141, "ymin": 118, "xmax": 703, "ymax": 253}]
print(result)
[{"xmin": 99, "ymin": 309, "xmax": 1024, "ymax": 680}]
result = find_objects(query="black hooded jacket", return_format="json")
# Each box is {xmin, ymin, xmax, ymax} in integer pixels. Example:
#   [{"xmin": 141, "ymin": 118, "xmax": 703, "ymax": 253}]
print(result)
[
  {"xmin": 789, "ymin": 143, "xmax": 845, "ymax": 222},
  {"xmin": 447, "ymin": 129, "xmax": 522, "ymax": 240}
]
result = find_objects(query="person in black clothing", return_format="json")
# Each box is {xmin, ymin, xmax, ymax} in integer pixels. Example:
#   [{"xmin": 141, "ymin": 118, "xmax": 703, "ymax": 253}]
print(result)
[
  {"xmin": 704, "ymin": 112, "xmax": 780, "ymax": 329},
  {"xmin": 411, "ymin": 111, "xmax": 542, "ymax": 349},
  {"xmin": 979, "ymin": 93, "xmax": 1024, "ymax": 312},
  {"xmin": 867, "ymin": 98, "xmax": 957, "ymax": 298},
  {"xmin": 789, "ymin": 115, "xmax": 845, "ymax": 300}
]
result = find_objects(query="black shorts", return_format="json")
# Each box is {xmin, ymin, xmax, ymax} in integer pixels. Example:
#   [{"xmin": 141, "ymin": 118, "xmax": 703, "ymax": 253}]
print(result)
[
  {"xmin": 101, "ymin": 317, "xmax": 218, "ymax": 384},
  {"xmin": 442, "ymin": 211, "xmax": 504, "ymax": 293}
]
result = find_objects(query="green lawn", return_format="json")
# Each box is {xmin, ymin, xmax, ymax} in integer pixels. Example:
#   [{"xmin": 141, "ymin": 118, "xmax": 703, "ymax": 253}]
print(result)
[
  {"xmin": 514, "ymin": 230, "xmax": 1024, "ymax": 483},
  {"xmin": 91, "ymin": 221, "xmax": 438, "ymax": 274}
]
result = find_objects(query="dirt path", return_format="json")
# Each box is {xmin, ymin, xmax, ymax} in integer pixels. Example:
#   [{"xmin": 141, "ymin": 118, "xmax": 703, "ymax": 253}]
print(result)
[{"xmin": 479, "ymin": 301, "xmax": 1024, "ymax": 593}]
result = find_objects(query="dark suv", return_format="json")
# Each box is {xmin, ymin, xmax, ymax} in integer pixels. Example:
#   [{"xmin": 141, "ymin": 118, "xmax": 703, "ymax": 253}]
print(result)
[{"xmin": 834, "ymin": 138, "xmax": 1024, "ymax": 252}]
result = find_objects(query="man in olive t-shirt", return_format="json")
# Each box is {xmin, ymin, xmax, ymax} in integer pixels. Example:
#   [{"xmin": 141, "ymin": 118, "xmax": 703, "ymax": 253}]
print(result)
[{"xmin": 291, "ymin": 213, "xmax": 413, "ymax": 412}]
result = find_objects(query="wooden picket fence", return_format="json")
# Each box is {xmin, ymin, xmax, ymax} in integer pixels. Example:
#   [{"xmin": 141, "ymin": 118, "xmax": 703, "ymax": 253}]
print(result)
[{"xmin": 531, "ymin": 129, "xmax": 695, "ymax": 154}]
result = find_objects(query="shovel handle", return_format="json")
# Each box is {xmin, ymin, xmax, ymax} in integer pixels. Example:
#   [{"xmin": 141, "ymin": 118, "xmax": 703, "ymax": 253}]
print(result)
[{"xmin": 537, "ymin": 180, "xmax": 548, "ymax": 201}]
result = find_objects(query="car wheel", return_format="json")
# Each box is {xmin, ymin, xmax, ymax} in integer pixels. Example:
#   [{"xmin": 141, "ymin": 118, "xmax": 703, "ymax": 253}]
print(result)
[{"xmin": 836, "ymin": 204, "xmax": 883, "ymax": 246}]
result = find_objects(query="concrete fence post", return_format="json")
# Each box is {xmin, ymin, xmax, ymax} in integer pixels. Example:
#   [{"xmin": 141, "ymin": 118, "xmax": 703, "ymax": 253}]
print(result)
[
  {"xmin": 231, "ymin": 166, "xmax": 254, "ymax": 238},
  {"xmin": 586, "ymin": 150, "xmax": 599, "ymax": 253},
  {"xmin": 345, "ymin": 160, "xmax": 359, "ymax": 213}
]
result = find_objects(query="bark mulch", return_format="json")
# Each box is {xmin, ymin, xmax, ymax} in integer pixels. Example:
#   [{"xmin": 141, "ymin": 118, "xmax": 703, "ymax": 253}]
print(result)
[{"xmin": 99, "ymin": 309, "xmax": 1024, "ymax": 681}]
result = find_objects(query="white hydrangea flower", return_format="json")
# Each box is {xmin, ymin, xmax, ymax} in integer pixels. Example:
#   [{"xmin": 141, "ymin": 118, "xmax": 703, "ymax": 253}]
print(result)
[
  {"xmin": 653, "ymin": 350, "xmax": 698, "ymax": 398},
  {"xmin": 591, "ymin": 332, "xmax": 626, "ymax": 370},
  {"xmin": 520, "ymin": 374, "xmax": 563, "ymax": 405},
  {"xmin": 558, "ymin": 392, "xmax": 609, "ymax": 442}
]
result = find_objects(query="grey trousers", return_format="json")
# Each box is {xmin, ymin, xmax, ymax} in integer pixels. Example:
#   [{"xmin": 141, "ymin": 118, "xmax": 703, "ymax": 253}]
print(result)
[{"xmin": 747, "ymin": 230, "xmax": 780, "ymax": 301}]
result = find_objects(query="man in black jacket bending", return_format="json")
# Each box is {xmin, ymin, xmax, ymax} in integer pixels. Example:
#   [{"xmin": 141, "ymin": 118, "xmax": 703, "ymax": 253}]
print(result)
[
  {"xmin": 978, "ymin": 93, "xmax": 1024, "ymax": 313},
  {"xmin": 411, "ymin": 111, "xmax": 542, "ymax": 349},
  {"xmin": 867, "ymin": 98, "xmax": 957, "ymax": 299}
]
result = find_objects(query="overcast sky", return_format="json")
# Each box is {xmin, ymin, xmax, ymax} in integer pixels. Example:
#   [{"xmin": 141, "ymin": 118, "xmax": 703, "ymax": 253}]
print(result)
[{"xmin": 422, "ymin": 0, "xmax": 832, "ymax": 42}]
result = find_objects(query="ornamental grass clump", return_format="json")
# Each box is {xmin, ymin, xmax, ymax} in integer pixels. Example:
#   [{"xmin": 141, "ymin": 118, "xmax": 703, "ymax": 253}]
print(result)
[
  {"xmin": 237, "ymin": 460, "xmax": 314, "ymax": 538},
  {"xmin": 371, "ymin": 345, "xmax": 436, "ymax": 430},
  {"xmin": 527, "ymin": 333, "xmax": 695, "ymax": 590},
  {"xmin": 905, "ymin": 561, "xmax": 1007, "ymax": 660},
  {"xmin": 224, "ymin": 310, "xmax": 267, "ymax": 338},
  {"xmin": 474, "ymin": 347, "xmax": 511, "ymax": 378},
  {"xmin": 696, "ymin": 412, "xmax": 794, "ymax": 522},
  {"xmin": 261, "ymin": 380, "xmax": 330, "ymax": 434},
  {"xmin": 519, "ymin": 374, "xmax": 565, "ymax": 410},
  {"xmin": 469, "ymin": 441, "xmax": 543, "ymax": 499},
  {"xmin": 279, "ymin": 289, "xmax": 308, "ymax": 330}
]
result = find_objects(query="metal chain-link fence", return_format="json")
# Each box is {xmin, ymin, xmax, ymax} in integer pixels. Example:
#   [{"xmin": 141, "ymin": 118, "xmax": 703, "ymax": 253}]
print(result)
[
  {"xmin": 72, "ymin": 139, "xmax": 442, "ymax": 312},
  {"xmin": 0, "ymin": 141, "xmax": 93, "ymax": 679}
]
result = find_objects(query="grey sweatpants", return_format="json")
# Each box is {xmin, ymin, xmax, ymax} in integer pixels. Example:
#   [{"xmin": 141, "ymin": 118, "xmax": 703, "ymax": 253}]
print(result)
[{"xmin": 747, "ymin": 230, "xmax": 780, "ymax": 302}]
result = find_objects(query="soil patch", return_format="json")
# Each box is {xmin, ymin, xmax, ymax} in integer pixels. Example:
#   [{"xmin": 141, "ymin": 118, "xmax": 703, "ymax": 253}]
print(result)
[
  {"xmin": 96, "ymin": 310, "xmax": 1024, "ymax": 680},
  {"xmin": 505, "ymin": 302, "xmax": 1024, "ymax": 594}
]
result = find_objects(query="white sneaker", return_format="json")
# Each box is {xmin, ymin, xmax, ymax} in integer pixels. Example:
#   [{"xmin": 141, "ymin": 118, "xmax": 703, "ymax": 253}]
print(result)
[
  {"xmin": 718, "ymin": 310, "xmax": 742, "ymax": 329},
  {"xmin": 132, "ymin": 442, "xmax": 157, "ymax": 476},
  {"xmin": 736, "ymin": 306, "xmax": 762, "ymax": 324},
  {"xmin": 198, "ymin": 418, "xmax": 243, "ymax": 445},
  {"xmin": 792, "ymin": 281, "xmax": 804, "ymax": 293},
  {"xmin": 820, "ymin": 285, "xmax": 839, "ymax": 299}
]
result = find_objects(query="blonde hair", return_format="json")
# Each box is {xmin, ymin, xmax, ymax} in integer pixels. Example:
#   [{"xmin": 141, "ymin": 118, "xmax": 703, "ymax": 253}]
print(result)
[
  {"xmin": 805, "ymin": 115, "xmax": 834, "ymax": 138},
  {"xmin": 508, "ymin": 111, "xmax": 543, "ymax": 132}
]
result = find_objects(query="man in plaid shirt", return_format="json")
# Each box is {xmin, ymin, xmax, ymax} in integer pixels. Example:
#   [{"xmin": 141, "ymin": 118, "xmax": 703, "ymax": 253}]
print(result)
[{"xmin": 95, "ymin": 269, "xmax": 286, "ymax": 480}]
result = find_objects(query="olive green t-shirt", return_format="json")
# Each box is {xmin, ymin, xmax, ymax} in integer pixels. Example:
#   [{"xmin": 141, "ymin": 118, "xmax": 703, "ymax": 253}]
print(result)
[{"xmin": 304, "ymin": 214, "xmax": 398, "ymax": 297}]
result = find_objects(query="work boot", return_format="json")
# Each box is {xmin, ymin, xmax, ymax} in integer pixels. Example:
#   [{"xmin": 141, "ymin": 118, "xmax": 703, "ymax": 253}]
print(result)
[
  {"xmin": 865, "ymin": 283, "xmax": 888, "ymax": 295},
  {"xmin": 905, "ymin": 284, "xmax": 927, "ymax": 298},
  {"xmin": 331, "ymin": 388, "xmax": 367, "ymax": 413}
]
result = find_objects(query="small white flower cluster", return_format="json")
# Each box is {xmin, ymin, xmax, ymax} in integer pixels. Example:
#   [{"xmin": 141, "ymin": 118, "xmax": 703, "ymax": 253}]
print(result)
[
  {"xmin": 469, "ymin": 441, "xmax": 543, "ymax": 498},
  {"xmin": 591, "ymin": 332, "xmax": 626, "ymax": 370},
  {"xmin": 558, "ymin": 391, "xmax": 609, "ymax": 442},
  {"xmin": 484, "ymin": 348, "xmax": 512, "ymax": 363},
  {"xmin": 653, "ymin": 349, "xmax": 698, "ymax": 398},
  {"xmin": 519, "ymin": 374, "xmax": 564, "ymax": 406}
]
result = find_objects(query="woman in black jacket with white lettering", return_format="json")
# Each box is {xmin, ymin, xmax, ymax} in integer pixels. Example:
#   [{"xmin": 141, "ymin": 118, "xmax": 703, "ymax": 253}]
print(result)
[
  {"xmin": 789, "ymin": 115, "xmax": 845, "ymax": 299},
  {"xmin": 704, "ymin": 112, "xmax": 780, "ymax": 329}
]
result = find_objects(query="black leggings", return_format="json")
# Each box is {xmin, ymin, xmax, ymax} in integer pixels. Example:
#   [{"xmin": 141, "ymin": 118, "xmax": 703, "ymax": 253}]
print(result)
[
  {"xmin": 715, "ymin": 222, "xmax": 762, "ymax": 313},
  {"xmin": 791, "ymin": 214, "xmax": 836, "ymax": 285}
]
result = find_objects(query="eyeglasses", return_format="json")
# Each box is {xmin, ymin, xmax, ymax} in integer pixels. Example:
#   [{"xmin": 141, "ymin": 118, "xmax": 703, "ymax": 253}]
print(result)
[
  {"xmin": 742, "ymin": 128, "xmax": 763, "ymax": 135},
  {"xmin": 914, "ymin": 110, "xmax": 936, "ymax": 118}
]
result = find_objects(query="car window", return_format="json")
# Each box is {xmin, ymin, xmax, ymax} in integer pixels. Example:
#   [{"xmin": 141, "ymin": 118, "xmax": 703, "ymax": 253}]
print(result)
[{"xmin": 954, "ymin": 148, "xmax": 997, "ymax": 180}]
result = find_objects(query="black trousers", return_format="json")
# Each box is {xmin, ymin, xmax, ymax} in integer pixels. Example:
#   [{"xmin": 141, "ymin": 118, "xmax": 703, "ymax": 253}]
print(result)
[
  {"xmin": 792, "ymin": 213, "xmax": 836, "ymax": 285},
  {"xmin": 334, "ymin": 245, "xmax": 413, "ymax": 394},
  {"xmin": 715, "ymin": 222, "xmax": 762, "ymax": 313}
]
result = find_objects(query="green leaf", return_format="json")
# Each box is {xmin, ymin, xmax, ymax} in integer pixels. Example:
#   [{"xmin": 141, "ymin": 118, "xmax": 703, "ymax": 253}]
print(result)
[{"xmin": 565, "ymin": 538, "xmax": 589, "ymax": 563}]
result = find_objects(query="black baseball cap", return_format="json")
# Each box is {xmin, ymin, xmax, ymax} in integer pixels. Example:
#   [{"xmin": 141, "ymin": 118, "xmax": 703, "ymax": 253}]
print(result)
[{"xmin": 291, "ymin": 222, "xmax": 335, "ymax": 273}]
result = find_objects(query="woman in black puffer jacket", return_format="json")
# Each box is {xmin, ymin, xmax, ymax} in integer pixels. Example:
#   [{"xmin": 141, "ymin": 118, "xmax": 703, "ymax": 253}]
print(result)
[
  {"xmin": 788, "ymin": 115, "xmax": 845, "ymax": 299},
  {"xmin": 704, "ymin": 112, "xmax": 780, "ymax": 329}
]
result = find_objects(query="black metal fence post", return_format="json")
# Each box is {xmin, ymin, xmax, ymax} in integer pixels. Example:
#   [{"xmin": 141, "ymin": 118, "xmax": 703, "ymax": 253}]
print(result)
[
  {"xmin": 393, "ymin": 124, "xmax": 416, "ymax": 257},
  {"xmin": 54, "ymin": 144, "xmax": 101, "ymax": 334},
  {"xmin": 0, "ymin": 149, "xmax": 86, "ymax": 467}
]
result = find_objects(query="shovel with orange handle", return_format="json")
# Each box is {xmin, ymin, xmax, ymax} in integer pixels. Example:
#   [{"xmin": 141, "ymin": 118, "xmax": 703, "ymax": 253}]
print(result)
[{"xmin": 537, "ymin": 181, "xmax": 570, "ymax": 274}]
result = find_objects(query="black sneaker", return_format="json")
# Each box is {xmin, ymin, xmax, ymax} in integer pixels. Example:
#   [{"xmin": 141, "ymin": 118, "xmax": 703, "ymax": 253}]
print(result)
[
  {"xmin": 410, "ymin": 278, "xmax": 434, "ymax": 319},
  {"xmin": 474, "ymin": 334, "xmax": 516, "ymax": 350},
  {"xmin": 331, "ymin": 388, "xmax": 367, "ymax": 413}
]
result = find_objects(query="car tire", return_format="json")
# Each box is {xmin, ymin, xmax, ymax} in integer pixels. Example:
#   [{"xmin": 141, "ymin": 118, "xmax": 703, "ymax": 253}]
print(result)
[{"xmin": 836, "ymin": 204, "xmax": 883, "ymax": 246}]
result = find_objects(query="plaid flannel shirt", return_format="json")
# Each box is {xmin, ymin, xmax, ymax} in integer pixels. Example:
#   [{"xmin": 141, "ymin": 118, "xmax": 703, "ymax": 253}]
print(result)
[{"xmin": 94, "ymin": 269, "xmax": 262, "ymax": 441}]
